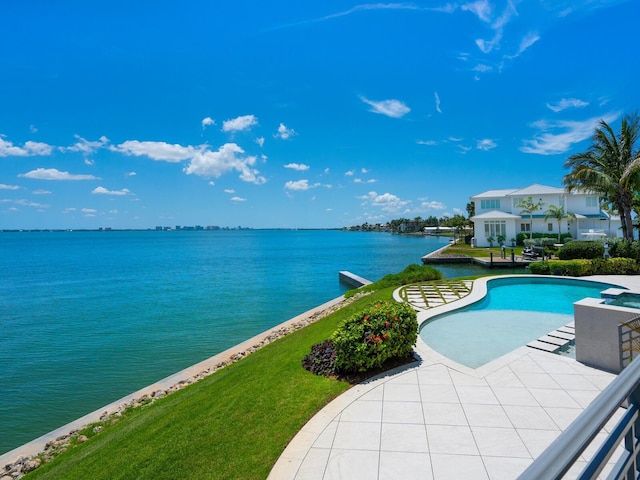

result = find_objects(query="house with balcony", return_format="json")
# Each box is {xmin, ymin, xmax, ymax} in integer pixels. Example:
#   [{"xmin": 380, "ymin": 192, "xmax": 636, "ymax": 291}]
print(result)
[{"xmin": 469, "ymin": 184, "xmax": 621, "ymax": 247}]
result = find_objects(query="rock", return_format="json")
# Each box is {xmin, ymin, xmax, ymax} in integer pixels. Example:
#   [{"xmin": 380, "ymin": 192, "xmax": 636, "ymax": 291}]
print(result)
[
  {"xmin": 77, "ymin": 435, "xmax": 88, "ymax": 444},
  {"xmin": 23, "ymin": 457, "xmax": 41, "ymax": 472}
]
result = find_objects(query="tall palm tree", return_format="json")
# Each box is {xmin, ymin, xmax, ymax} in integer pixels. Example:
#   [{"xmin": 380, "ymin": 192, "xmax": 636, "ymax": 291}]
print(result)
[
  {"xmin": 563, "ymin": 113, "xmax": 640, "ymax": 242},
  {"xmin": 516, "ymin": 197, "xmax": 545, "ymax": 239},
  {"xmin": 544, "ymin": 204, "xmax": 576, "ymax": 242}
]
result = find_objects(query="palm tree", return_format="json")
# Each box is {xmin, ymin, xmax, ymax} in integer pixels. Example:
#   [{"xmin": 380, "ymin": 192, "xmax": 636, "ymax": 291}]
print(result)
[
  {"xmin": 516, "ymin": 197, "xmax": 545, "ymax": 239},
  {"xmin": 544, "ymin": 204, "xmax": 576, "ymax": 242},
  {"xmin": 563, "ymin": 113, "xmax": 640, "ymax": 242}
]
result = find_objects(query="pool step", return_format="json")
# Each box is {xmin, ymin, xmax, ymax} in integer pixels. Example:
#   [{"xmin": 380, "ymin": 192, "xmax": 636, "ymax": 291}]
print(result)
[
  {"xmin": 527, "ymin": 340, "xmax": 560, "ymax": 353},
  {"xmin": 527, "ymin": 323, "xmax": 576, "ymax": 353}
]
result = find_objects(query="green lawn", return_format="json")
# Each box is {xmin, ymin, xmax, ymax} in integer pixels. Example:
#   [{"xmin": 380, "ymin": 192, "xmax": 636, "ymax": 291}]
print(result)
[
  {"xmin": 26, "ymin": 288, "xmax": 395, "ymax": 480},
  {"xmin": 444, "ymin": 242, "xmax": 523, "ymax": 258}
]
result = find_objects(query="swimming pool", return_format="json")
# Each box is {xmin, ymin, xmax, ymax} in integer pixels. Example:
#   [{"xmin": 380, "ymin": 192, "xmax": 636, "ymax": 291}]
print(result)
[
  {"xmin": 608, "ymin": 292, "xmax": 640, "ymax": 309},
  {"xmin": 419, "ymin": 276, "xmax": 617, "ymax": 368}
]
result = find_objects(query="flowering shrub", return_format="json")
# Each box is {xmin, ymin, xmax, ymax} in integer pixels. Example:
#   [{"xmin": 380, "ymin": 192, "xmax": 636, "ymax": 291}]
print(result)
[{"xmin": 331, "ymin": 301, "xmax": 418, "ymax": 373}]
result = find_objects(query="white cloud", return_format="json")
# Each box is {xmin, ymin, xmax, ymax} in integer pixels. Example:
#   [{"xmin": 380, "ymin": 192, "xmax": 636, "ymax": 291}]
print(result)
[
  {"xmin": 521, "ymin": 113, "xmax": 618, "ymax": 155},
  {"xmin": 361, "ymin": 168, "xmax": 368, "ymax": 174},
  {"xmin": 201, "ymin": 117, "xmax": 215, "ymax": 129},
  {"xmin": 0, "ymin": 184, "xmax": 20, "ymax": 190},
  {"xmin": 284, "ymin": 163, "xmax": 310, "ymax": 171},
  {"xmin": 358, "ymin": 191, "xmax": 410, "ymax": 213},
  {"xmin": 255, "ymin": 137, "xmax": 265, "ymax": 147},
  {"xmin": 512, "ymin": 32, "xmax": 540, "ymax": 57},
  {"xmin": 32, "ymin": 189, "xmax": 51, "ymax": 195},
  {"xmin": 127, "ymin": 171, "xmax": 137, "ymax": 177},
  {"xmin": 359, "ymin": 96, "xmax": 410, "ymax": 118},
  {"xmin": 417, "ymin": 140, "xmax": 437, "ymax": 146},
  {"xmin": 82, "ymin": 208, "xmax": 97, "ymax": 216},
  {"xmin": 183, "ymin": 143, "xmax": 266, "ymax": 184},
  {"xmin": 64, "ymin": 135, "xmax": 109, "ymax": 154},
  {"xmin": 84, "ymin": 159, "xmax": 95, "ymax": 166},
  {"xmin": 284, "ymin": 179, "xmax": 320, "ymax": 191},
  {"xmin": 92, "ymin": 186, "xmax": 131, "ymax": 196},
  {"xmin": 222, "ymin": 114, "xmax": 258, "ymax": 133},
  {"xmin": 275, "ymin": 123, "xmax": 296, "ymax": 140},
  {"xmin": 354, "ymin": 178, "xmax": 377, "ymax": 184},
  {"xmin": 458, "ymin": 145, "xmax": 473, "ymax": 154},
  {"xmin": 112, "ymin": 140, "xmax": 197, "ymax": 162},
  {"xmin": 345, "ymin": 170, "xmax": 354, "ymax": 176},
  {"xmin": 224, "ymin": 189, "xmax": 235, "ymax": 194},
  {"xmin": 230, "ymin": 196, "xmax": 246, "ymax": 202},
  {"xmin": 0, "ymin": 136, "xmax": 54, "ymax": 157},
  {"xmin": 546, "ymin": 98, "xmax": 589, "ymax": 113},
  {"xmin": 29, "ymin": 125, "xmax": 38, "ymax": 133},
  {"xmin": 462, "ymin": 0, "xmax": 492, "ymax": 22},
  {"xmin": 18, "ymin": 168, "xmax": 100, "ymax": 181},
  {"xmin": 477, "ymin": 138, "xmax": 497, "ymax": 151},
  {"xmin": 434, "ymin": 91, "xmax": 442, "ymax": 113},
  {"xmin": 473, "ymin": 64, "xmax": 493, "ymax": 73},
  {"xmin": 1, "ymin": 198, "xmax": 48, "ymax": 209},
  {"xmin": 420, "ymin": 200, "xmax": 447, "ymax": 210}
]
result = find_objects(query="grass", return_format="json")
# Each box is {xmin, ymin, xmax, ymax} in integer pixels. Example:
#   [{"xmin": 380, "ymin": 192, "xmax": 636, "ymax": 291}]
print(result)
[
  {"xmin": 443, "ymin": 242, "xmax": 523, "ymax": 258},
  {"xmin": 26, "ymin": 288, "xmax": 396, "ymax": 480}
]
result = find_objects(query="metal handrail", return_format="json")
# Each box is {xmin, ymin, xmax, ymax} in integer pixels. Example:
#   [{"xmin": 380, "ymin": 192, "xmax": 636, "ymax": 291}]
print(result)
[{"xmin": 518, "ymin": 357, "xmax": 640, "ymax": 479}]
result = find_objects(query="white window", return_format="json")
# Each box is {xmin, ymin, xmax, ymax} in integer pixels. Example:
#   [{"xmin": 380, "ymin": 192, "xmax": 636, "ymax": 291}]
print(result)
[
  {"xmin": 484, "ymin": 221, "xmax": 506, "ymax": 238},
  {"xmin": 586, "ymin": 197, "xmax": 598, "ymax": 207},
  {"xmin": 512, "ymin": 197, "xmax": 524, "ymax": 209},
  {"xmin": 481, "ymin": 199, "xmax": 501, "ymax": 210}
]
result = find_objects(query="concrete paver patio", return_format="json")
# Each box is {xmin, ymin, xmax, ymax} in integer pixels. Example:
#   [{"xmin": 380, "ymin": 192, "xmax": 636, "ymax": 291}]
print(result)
[{"xmin": 269, "ymin": 275, "xmax": 640, "ymax": 480}]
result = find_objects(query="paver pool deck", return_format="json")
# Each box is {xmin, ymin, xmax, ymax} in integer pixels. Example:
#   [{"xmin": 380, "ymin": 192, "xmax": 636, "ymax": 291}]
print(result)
[{"xmin": 269, "ymin": 275, "xmax": 640, "ymax": 480}]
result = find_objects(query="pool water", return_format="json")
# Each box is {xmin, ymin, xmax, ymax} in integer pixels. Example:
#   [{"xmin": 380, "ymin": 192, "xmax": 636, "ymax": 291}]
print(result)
[
  {"xmin": 609, "ymin": 293, "xmax": 640, "ymax": 309},
  {"xmin": 419, "ymin": 277, "xmax": 616, "ymax": 368}
]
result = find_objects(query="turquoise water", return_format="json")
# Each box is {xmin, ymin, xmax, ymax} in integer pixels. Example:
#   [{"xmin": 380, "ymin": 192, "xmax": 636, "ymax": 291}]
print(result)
[
  {"xmin": 420, "ymin": 277, "xmax": 617, "ymax": 369},
  {"xmin": 0, "ymin": 229, "xmax": 473, "ymax": 455}
]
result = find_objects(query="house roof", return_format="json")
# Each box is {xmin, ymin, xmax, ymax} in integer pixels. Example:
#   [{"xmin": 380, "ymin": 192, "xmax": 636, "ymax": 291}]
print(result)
[
  {"xmin": 510, "ymin": 184, "xmax": 566, "ymax": 196},
  {"xmin": 472, "ymin": 184, "xmax": 569, "ymax": 199},
  {"xmin": 471, "ymin": 210, "xmax": 522, "ymax": 220},
  {"xmin": 471, "ymin": 189, "xmax": 518, "ymax": 199}
]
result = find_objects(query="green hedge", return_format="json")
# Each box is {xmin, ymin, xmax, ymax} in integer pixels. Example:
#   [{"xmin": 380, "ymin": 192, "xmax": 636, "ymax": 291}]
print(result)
[
  {"xmin": 516, "ymin": 232, "xmax": 572, "ymax": 246},
  {"xmin": 558, "ymin": 241, "xmax": 605, "ymax": 260},
  {"xmin": 528, "ymin": 258, "xmax": 640, "ymax": 276},
  {"xmin": 608, "ymin": 240, "xmax": 640, "ymax": 261},
  {"xmin": 332, "ymin": 301, "xmax": 417, "ymax": 373}
]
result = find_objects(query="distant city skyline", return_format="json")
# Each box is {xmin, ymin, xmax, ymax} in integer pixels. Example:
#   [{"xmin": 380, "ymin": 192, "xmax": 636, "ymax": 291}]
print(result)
[{"xmin": 1, "ymin": 1, "xmax": 638, "ymax": 230}]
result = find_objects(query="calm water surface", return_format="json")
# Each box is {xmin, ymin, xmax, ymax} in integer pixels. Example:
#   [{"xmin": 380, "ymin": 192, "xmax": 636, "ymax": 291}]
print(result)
[{"xmin": 1, "ymin": 229, "xmax": 478, "ymax": 454}]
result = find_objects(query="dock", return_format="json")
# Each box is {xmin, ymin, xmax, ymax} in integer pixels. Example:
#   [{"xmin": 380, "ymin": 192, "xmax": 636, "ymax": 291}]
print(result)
[
  {"xmin": 421, "ymin": 250, "xmax": 535, "ymax": 268},
  {"xmin": 338, "ymin": 271, "xmax": 372, "ymax": 288}
]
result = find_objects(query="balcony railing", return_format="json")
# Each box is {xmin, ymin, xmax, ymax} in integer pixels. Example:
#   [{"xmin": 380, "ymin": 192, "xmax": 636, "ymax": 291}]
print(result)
[{"xmin": 518, "ymin": 352, "xmax": 640, "ymax": 479}]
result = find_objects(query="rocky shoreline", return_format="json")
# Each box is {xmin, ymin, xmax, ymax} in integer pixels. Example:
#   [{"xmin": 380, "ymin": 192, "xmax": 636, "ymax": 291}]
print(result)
[{"xmin": 2, "ymin": 292, "xmax": 366, "ymax": 480}]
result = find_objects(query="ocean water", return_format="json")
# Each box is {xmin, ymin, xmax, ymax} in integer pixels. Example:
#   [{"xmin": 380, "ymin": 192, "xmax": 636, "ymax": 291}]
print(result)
[{"xmin": 0, "ymin": 229, "xmax": 471, "ymax": 455}]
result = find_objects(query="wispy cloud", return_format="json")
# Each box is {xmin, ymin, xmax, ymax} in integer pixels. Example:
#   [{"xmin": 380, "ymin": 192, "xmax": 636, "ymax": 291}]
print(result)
[
  {"xmin": 224, "ymin": 188, "xmax": 235, "ymax": 194},
  {"xmin": 18, "ymin": 168, "xmax": 100, "ymax": 181},
  {"xmin": 417, "ymin": 140, "xmax": 438, "ymax": 146},
  {"xmin": 434, "ymin": 91, "xmax": 442, "ymax": 113},
  {"xmin": 284, "ymin": 163, "xmax": 310, "ymax": 171},
  {"xmin": 275, "ymin": 123, "xmax": 296, "ymax": 140},
  {"xmin": 0, "ymin": 184, "xmax": 20, "ymax": 190},
  {"xmin": 521, "ymin": 112, "xmax": 619, "ymax": 155},
  {"xmin": 360, "ymin": 96, "xmax": 411, "ymax": 118},
  {"xmin": 222, "ymin": 114, "xmax": 258, "ymax": 133},
  {"xmin": 63, "ymin": 135, "xmax": 109, "ymax": 154},
  {"xmin": 477, "ymin": 138, "xmax": 497, "ymax": 151},
  {"xmin": 230, "ymin": 196, "xmax": 246, "ymax": 202},
  {"xmin": 546, "ymin": 98, "xmax": 589, "ymax": 112}
]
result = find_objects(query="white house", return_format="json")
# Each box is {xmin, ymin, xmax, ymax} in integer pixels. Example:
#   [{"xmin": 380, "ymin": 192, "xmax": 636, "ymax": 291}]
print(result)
[{"xmin": 469, "ymin": 184, "xmax": 621, "ymax": 247}]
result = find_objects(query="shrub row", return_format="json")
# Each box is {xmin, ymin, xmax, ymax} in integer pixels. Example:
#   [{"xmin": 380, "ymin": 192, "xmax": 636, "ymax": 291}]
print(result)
[
  {"xmin": 529, "ymin": 257, "xmax": 640, "ymax": 276},
  {"xmin": 558, "ymin": 241, "xmax": 605, "ymax": 260},
  {"xmin": 608, "ymin": 239, "xmax": 640, "ymax": 261},
  {"xmin": 516, "ymin": 232, "xmax": 572, "ymax": 246}
]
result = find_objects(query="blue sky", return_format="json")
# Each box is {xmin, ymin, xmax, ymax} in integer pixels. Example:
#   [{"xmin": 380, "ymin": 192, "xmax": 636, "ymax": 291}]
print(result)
[{"xmin": 1, "ymin": 0, "xmax": 638, "ymax": 229}]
